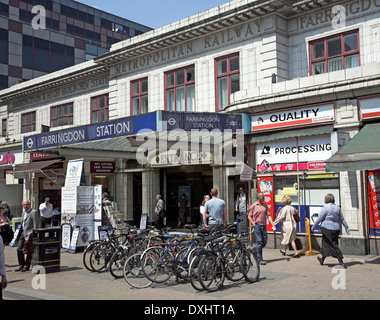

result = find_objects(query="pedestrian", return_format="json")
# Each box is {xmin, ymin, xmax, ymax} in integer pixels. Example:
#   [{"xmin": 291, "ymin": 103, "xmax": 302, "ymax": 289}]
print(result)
[
  {"xmin": 0, "ymin": 235, "xmax": 8, "ymax": 300},
  {"xmin": 0, "ymin": 204, "xmax": 13, "ymax": 245},
  {"xmin": 199, "ymin": 195, "xmax": 210, "ymax": 226},
  {"xmin": 235, "ymin": 186, "xmax": 249, "ymax": 220},
  {"xmin": 155, "ymin": 195, "xmax": 165, "ymax": 230},
  {"xmin": 16, "ymin": 200, "xmax": 38, "ymax": 272},
  {"xmin": 2, "ymin": 201, "xmax": 12, "ymax": 220},
  {"xmin": 273, "ymin": 195, "xmax": 300, "ymax": 258},
  {"xmin": 177, "ymin": 193, "xmax": 188, "ymax": 228},
  {"xmin": 203, "ymin": 188, "xmax": 226, "ymax": 231},
  {"xmin": 311, "ymin": 193, "xmax": 350, "ymax": 268},
  {"xmin": 39, "ymin": 197, "xmax": 53, "ymax": 228},
  {"xmin": 247, "ymin": 192, "xmax": 276, "ymax": 265}
]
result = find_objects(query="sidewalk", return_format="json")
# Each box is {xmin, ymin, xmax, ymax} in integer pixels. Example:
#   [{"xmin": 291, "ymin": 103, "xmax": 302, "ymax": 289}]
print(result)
[{"xmin": 2, "ymin": 245, "xmax": 380, "ymax": 300}]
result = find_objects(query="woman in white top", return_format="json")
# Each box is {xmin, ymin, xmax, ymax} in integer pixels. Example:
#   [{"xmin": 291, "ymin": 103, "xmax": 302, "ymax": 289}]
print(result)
[
  {"xmin": 273, "ymin": 195, "xmax": 299, "ymax": 258},
  {"xmin": 199, "ymin": 195, "xmax": 210, "ymax": 226}
]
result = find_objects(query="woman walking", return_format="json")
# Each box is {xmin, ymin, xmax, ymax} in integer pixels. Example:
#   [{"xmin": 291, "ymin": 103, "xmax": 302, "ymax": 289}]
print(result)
[
  {"xmin": 273, "ymin": 195, "xmax": 299, "ymax": 258},
  {"xmin": 311, "ymin": 194, "xmax": 350, "ymax": 268}
]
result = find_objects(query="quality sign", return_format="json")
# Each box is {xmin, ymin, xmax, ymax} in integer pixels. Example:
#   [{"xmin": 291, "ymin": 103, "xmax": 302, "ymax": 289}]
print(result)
[{"xmin": 251, "ymin": 104, "xmax": 335, "ymax": 132}]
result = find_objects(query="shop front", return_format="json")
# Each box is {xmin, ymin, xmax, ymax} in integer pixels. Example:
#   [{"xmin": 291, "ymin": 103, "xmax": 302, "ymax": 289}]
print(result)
[
  {"xmin": 250, "ymin": 103, "xmax": 337, "ymax": 237},
  {"xmin": 326, "ymin": 97, "xmax": 380, "ymax": 252}
]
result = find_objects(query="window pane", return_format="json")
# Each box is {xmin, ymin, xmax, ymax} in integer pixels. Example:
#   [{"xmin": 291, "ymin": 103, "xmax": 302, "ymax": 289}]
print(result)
[
  {"xmin": 132, "ymin": 97, "xmax": 139, "ymax": 115},
  {"xmin": 313, "ymin": 61, "xmax": 325, "ymax": 74},
  {"xmin": 167, "ymin": 89, "xmax": 175, "ymax": 111},
  {"xmin": 327, "ymin": 37, "xmax": 341, "ymax": 57},
  {"xmin": 186, "ymin": 68, "xmax": 194, "ymax": 82},
  {"xmin": 186, "ymin": 85, "xmax": 195, "ymax": 112},
  {"xmin": 23, "ymin": 46, "xmax": 33, "ymax": 69},
  {"xmin": 230, "ymin": 56, "xmax": 239, "ymax": 72},
  {"xmin": 345, "ymin": 54, "xmax": 359, "ymax": 69},
  {"xmin": 141, "ymin": 79, "xmax": 148, "ymax": 93},
  {"xmin": 51, "ymin": 120, "xmax": 57, "ymax": 127},
  {"xmin": 344, "ymin": 34, "xmax": 358, "ymax": 52},
  {"xmin": 92, "ymin": 111, "xmax": 98, "ymax": 123},
  {"xmin": 132, "ymin": 82, "xmax": 139, "ymax": 95},
  {"xmin": 99, "ymin": 96, "xmax": 105, "ymax": 109},
  {"xmin": 99, "ymin": 109, "xmax": 105, "ymax": 122},
  {"xmin": 69, "ymin": 103, "xmax": 73, "ymax": 114},
  {"xmin": 218, "ymin": 77, "xmax": 228, "ymax": 109},
  {"xmin": 69, "ymin": 116, "xmax": 73, "ymax": 125},
  {"xmin": 34, "ymin": 49, "xmax": 49, "ymax": 72},
  {"xmin": 52, "ymin": 108, "xmax": 56, "ymax": 118},
  {"xmin": 51, "ymin": 53, "xmax": 65, "ymax": 72},
  {"xmin": 141, "ymin": 96, "xmax": 148, "ymax": 114},
  {"xmin": 176, "ymin": 87, "xmax": 185, "ymax": 111},
  {"xmin": 230, "ymin": 74, "xmax": 240, "ymax": 94},
  {"xmin": 176, "ymin": 70, "xmax": 184, "ymax": 85},
  {"xmin": 0, "ymin": 41, "xmax": 7, "ymax": 64},
  {"xmin": 218, "ymin": 59, "xmax": 227, "ymax": 75},
  {"xmin": 167, "ymin": 72, "xmax": 175, "ymax": 86},
  {"xmin": 312, "ymin": 41, "xmax": 325, "ymax": 59},
  {"xmin": 91, "ymin": 98, "xmax": 97, "ymax": 110},
  {"xmin": 328, "ymin": 57, "xmax": 342, "ymax": 72}
]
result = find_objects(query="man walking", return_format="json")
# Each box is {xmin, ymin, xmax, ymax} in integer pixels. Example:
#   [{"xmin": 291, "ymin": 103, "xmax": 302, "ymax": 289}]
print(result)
[
  {"xmin": 203, "ymin": 188, "xmax": 226, "ymax": 231},
  {"xmin": 39, "ymin": 197, "xmax": 53, "ymax": 228},
  {"xmin": 16, "ymin": 200, "xmax": 38, "ymax": 272},
  {"xmin": 235, "ymin": 186, "xmax": 249, "ymax": 220},
  {"xmin": 247, "ymin": 192, "xmax": 275, "ymax": 265},
  {"xmin": 155, "ymin": 195, "xmax": 165, "ymax": 230}
]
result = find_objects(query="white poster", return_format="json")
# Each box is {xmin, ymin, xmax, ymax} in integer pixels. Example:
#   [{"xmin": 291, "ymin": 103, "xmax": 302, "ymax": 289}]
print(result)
[
  {"xmin": 61, "ymin": 187, "xmax": 77, "ymax": 214},
  {"xmin": 65, "ymin": 159, "xmax": 84, "ymax": 187},
  {"xmin": 75, "ymin": 214, "xmax": 94, "ymax": 247},
  {"xmin": 240, "ymin": 163, "xmax": 254, "ymax": 181},
  {"xmin": 94, "ymin": 185, "xmax": 102, "ymax": 240}
]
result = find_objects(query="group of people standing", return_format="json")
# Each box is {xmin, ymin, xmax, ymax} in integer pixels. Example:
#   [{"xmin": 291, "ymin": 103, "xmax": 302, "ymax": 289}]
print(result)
[{"xmin": 200, "ymin": 188, "xmax": 350, "ymax": 268}]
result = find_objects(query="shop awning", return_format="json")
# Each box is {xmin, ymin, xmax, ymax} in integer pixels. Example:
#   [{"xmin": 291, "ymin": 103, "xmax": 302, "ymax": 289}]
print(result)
[
  {"xmin": 325, "ymin": 123, "xmax": 380, "ymax": 172},
  {"xmin": 12, "ymin": 159, "xmax": 62, "ymax": 174},
  {"xmin": 248, "ymin": 124, "xmax": 334, "ymax": 144}
]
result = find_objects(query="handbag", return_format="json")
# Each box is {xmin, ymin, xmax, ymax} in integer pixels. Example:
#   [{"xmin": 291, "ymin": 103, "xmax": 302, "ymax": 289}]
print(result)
[
  {"xmin": 293, "ymin": 210, "xmax": 301, "ymax": 223},
  {"xmin": 23, "ymin": 240, "xmax": 33, "ymax": 255},
  {"xmin": 0, "ymin": 224, "xmax": 14, "ymax": 245}
]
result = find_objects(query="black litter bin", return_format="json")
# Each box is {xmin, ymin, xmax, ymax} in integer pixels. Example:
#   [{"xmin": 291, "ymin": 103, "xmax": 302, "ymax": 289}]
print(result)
[{"xmin": 32, "ymin": 227, "xmax": 61, "ymax": 273}]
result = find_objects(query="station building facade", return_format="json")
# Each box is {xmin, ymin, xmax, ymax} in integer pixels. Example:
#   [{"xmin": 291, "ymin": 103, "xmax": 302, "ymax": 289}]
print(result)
[{"xmin": 1, "ymin": 0, "xmax": 380, "ymax": 254}]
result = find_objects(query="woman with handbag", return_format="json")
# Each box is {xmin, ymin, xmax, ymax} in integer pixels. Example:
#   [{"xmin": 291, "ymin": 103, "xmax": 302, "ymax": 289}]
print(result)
[
  {"xmin": 0, "ymin": 204, "xmax": 13, "ymax": 245},
  {"xmin": 311, "ymin": 194, "xmax": 350, "ymax": 268},
  {"xmin": 273, "ymin": 195, "xmax": 300, "ymax": 258}
]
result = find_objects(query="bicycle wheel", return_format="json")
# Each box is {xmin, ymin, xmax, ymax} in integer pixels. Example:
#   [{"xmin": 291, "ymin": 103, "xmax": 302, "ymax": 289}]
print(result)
[
  {"xmin": 198, "ymin": 253, "xmax": 225, "ymax": 292},
  {"xmin": 141, "ymin": 247, "xmax": 173, "ymax": 283},
  {"xmin": 90, "ymin": 242, "xmax": 114, "ymax": 272},
  {"xmin": 189, "ymin": 252, "xmax": 206, "ymax": 291},
  {"xmin": 83, "ymin": 242, "xmax": 99, "ymax": 272},
  {"xmin": 123, "ymin": 252, "xmax": 153, "ymax": 289},
  {"xmin": 225, "ymin": 246, "xmax": 244, "ymax": 282},
  {"xmin": 109, "ymin": 247, "xmax": 129, "ymax": 278},
  {"xmin": 241, "ymin": 248, "xmax": 260, "ymax": 283}
]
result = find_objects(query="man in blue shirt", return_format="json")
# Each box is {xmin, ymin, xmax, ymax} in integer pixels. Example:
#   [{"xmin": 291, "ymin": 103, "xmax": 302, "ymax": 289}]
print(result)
[{"xmin": 203, "ymin": 188, "xmax": 226, "ymax": 230}]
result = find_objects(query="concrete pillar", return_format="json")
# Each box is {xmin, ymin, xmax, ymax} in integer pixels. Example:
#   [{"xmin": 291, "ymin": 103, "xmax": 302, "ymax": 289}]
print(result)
[
  {"xmin": 115, "ymin": 171, "xmax": 133, "ymax": 221},
  {"xmin": 142, "ymin": 169, "xmax": 160, "ymax": 223}
]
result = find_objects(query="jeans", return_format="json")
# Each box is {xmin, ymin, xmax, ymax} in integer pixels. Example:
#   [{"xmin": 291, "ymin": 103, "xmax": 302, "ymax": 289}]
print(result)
[{"xmin": 253, "ymin": 224, "xmax": 267, "ymax": 262}]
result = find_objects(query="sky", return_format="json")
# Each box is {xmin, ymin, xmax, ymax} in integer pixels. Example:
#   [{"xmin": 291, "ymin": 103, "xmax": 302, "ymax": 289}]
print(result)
[{"xmin": 77, "ymin": 0, "xmax": 231, "ymax": 29}]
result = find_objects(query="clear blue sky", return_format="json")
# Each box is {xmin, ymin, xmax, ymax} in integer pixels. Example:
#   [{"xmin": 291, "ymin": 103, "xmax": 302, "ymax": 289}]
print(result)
[{"xmin": 77, "ymin": 0, "xmax": 230, "ymax": 29}]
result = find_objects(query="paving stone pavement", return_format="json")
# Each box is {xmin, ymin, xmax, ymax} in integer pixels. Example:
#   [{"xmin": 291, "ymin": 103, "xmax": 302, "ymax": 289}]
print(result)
[{"xmin": 2, "ymin": 245, "xmax": 379, "ymax": 301}]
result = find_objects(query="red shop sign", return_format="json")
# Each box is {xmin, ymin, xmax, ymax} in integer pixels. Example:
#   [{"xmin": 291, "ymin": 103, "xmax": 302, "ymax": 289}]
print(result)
[{"xmin": 90, "ymin": 161, "xmax": 115, "ymax": 174}]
